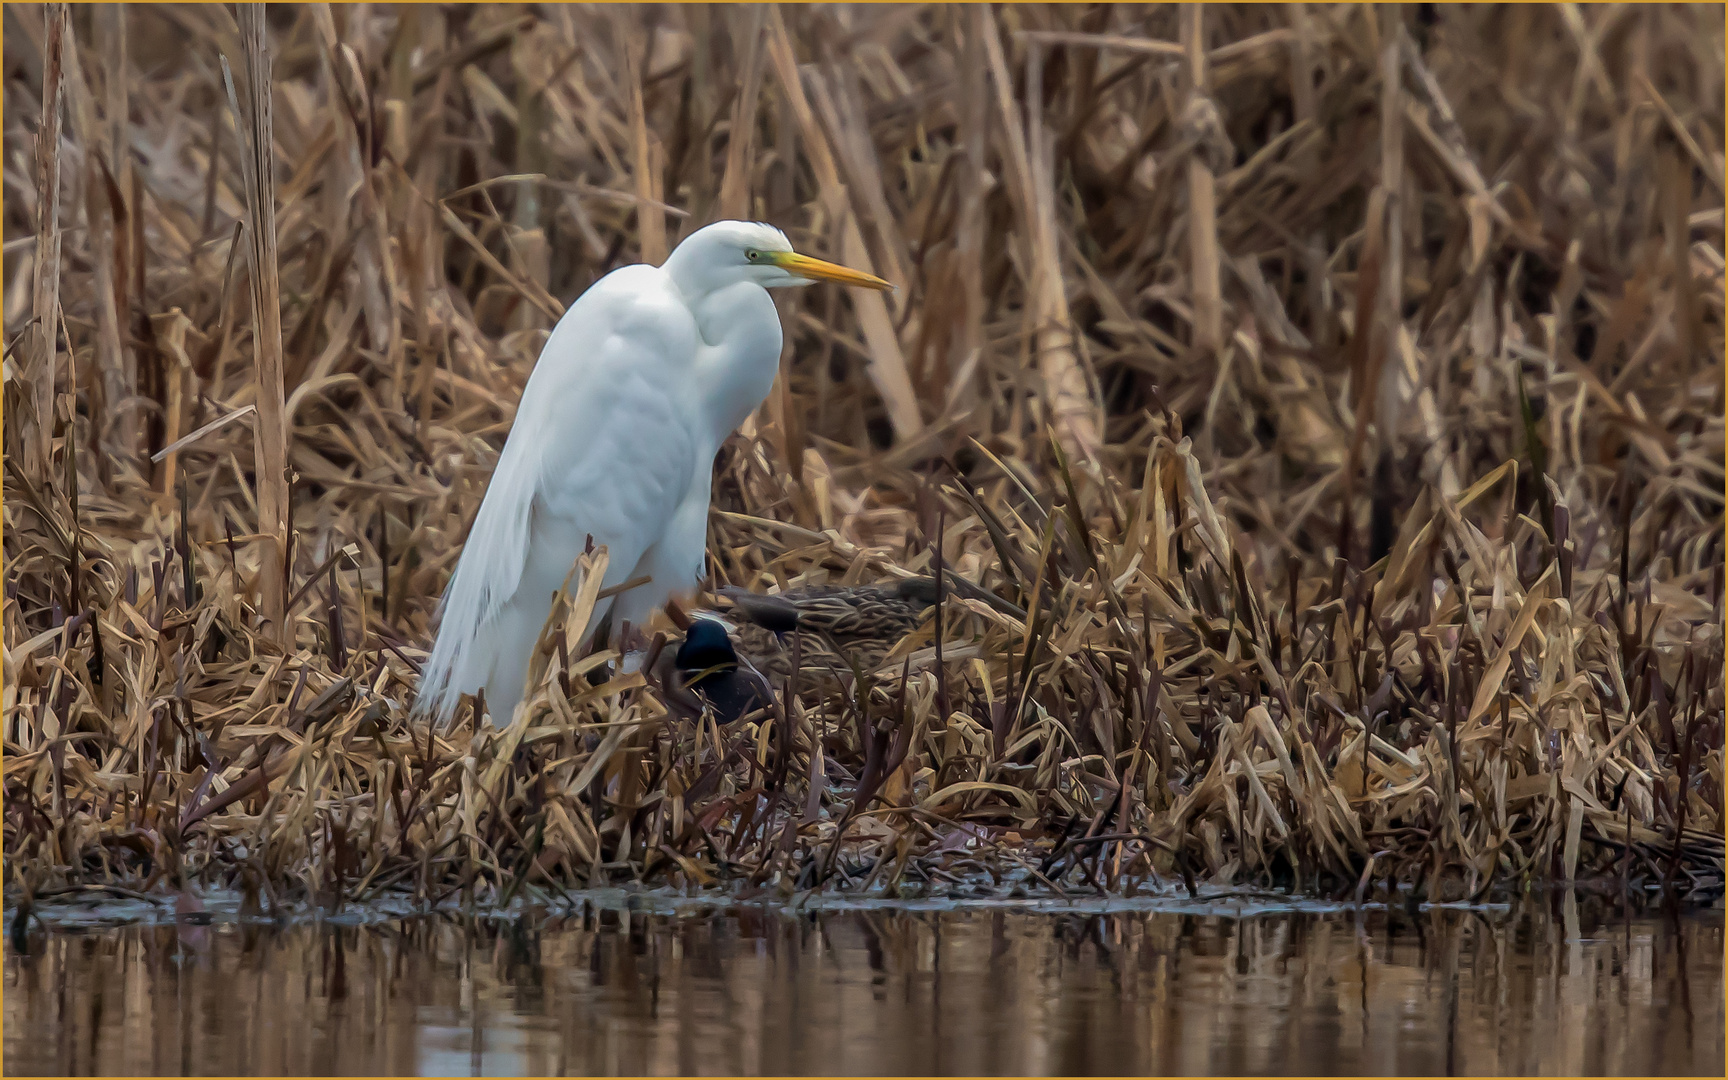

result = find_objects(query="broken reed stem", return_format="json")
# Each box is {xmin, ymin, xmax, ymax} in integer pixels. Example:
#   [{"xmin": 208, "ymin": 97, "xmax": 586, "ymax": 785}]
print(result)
[
  {"xmin": 29, "ymin": 2, "xmax": 68, "ymax": 480},
  {"xmin": 1375, "ymin": 4, "xmax": 1407, "ymax": 443},
  {"xmin": 948, "ymin": 9, "xmax": 988, "ymax": 416},
  {"xmin": 623, "ymin": 22, "xmax": 666, "ymax": 265},
  {"xmin": 229, "ymin": 5, "xmax": 290, "ymax": 640},
  {"xmin": 92, "ymin": 2, "xmax": 132, "ymax": 469},
  {"xmin": 1181, "ymin": 4, "xmax": 1223, "ymax": 357},
  {"xmin": 979, "ymin": 3, "xmax": 1073, "ymax": 458},
  {"xmin": 715, "ymin": 7, "xmax": 767, "ymax": 222},
  {"xmin": 1026, "ymin": 39, "xmax": 1099, "ymax": 465},
  {"xmin": 509, "ymin": 19, "xmax": 549, "ymax": 336},
  {"xmin": 768, "ymin": 13, "xmax": 923, "ymax": 443}
]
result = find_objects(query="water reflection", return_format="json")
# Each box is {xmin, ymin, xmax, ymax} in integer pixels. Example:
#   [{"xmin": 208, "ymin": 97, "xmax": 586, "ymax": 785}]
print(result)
[{"xmin": 5, "ymin": 897, "xmax": 1721, "ymax": 1076}]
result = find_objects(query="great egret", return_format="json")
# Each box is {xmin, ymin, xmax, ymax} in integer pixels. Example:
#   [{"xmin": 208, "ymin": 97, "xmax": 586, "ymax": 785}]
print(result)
[{"xmin": 416, "ymin": 220, "xmax": 892, "ymax": 725}]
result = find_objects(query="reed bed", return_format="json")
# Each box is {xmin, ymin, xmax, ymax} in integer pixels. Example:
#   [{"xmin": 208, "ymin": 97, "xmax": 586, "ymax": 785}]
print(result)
[{"xmin": 3, "ymin": 4, "xmax": 1722, "ymax": 911}]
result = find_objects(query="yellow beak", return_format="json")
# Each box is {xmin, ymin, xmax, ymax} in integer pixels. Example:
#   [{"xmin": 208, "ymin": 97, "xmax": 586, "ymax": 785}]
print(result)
[{"xmin": 768, "ymin": 250, "xmax": 894, "ymax": 291}]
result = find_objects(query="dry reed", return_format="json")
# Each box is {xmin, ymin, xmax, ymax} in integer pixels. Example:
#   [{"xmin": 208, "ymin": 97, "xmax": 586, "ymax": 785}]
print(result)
[{"xmin": 2, "ymin": 4, "xmax": 1722, "ymax": 910}]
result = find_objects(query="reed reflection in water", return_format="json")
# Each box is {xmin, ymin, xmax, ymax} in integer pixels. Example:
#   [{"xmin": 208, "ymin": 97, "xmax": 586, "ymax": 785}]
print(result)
[{"xmin": 5, "ymin": 900, "xmax": 1722, "ymax": 1076}]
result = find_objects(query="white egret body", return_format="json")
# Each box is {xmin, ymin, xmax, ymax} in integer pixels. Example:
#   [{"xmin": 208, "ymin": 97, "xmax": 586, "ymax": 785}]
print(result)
[{"xmin": 416, "ymin": 221, "xmax": 891, "ymax": 725}]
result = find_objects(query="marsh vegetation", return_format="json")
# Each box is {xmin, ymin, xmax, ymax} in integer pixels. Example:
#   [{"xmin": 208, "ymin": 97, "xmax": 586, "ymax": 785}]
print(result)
[{"xmin": 2, "ymin": 5, "xmax": 1722, "ymax": 912}]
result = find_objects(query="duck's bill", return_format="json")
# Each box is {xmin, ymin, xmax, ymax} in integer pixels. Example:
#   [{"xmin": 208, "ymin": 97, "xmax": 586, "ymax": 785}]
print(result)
[{"xmin": 772, "ymin": 251, "xmax": 894, "ymax": 290}]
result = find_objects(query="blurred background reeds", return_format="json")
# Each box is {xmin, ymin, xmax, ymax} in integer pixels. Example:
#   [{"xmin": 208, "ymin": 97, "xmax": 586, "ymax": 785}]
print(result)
[{"xmin": 2, "ymin": 4, "xmax": 1722, "ymax": 907}]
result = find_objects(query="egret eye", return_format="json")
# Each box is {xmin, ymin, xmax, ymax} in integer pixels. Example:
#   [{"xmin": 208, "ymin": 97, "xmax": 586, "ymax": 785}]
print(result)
[{"xmin": 746, "ymin": 250, "xmax": 760, "ymax": 262}]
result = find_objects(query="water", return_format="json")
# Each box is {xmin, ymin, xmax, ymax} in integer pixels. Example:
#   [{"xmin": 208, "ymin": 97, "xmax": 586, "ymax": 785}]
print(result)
[{"xmin": 5, "ymin": 894, "xmax": 1721, "ymax": 1076}]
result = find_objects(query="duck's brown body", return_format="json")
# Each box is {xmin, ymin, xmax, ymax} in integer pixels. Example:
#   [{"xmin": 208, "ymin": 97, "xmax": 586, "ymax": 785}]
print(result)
[{"xmin": 719, "ymin": 577, "xmax": 940, "ymax": 681}]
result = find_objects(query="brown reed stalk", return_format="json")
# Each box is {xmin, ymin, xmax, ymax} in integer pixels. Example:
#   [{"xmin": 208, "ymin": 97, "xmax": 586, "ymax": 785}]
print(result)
[
  {"xmin": 714, "ymin": 7, "xmax": 767, "ymax": 222},
  {"xmin": 27, "ymin": 3, "xmax": 67, "ymax": 480},
  {"xmin": 226, "ymin": 5, "xmax": 290, "ymax": 639},
  {"xmin": 94, "ymin": 3, "xmax": 133, "ymax": 466},
  {"xmin": 769, "ymin": 9, "xmax": 922, "ymax": 443},
  {"xmin": 1025, "ymin": 38, "xmax": 1099, "ymax": 465},
  {"xmin": 622, "ymin": 21, "xmax": 666, "ymax": 265},
  {"xmin": 1180, "ymin": 4, "xmax": 1223, "ymax": 358}
]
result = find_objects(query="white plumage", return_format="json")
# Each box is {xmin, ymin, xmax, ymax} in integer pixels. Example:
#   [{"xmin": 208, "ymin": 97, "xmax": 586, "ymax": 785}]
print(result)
[{"xmin": 416, "ymin": 221, "xmax": 891, "ymax": 725}]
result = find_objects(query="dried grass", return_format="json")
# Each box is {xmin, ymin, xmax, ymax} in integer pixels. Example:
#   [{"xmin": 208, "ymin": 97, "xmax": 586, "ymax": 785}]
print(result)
[{"xmin": 3, "ymin": 4, "xmax": 1722, "ymax": 908}]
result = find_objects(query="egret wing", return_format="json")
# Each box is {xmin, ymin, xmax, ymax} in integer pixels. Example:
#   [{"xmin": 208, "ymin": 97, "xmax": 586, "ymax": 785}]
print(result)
[{"xmin": 417, "ymin": 268, "xmax": 702, "ymax": 720}]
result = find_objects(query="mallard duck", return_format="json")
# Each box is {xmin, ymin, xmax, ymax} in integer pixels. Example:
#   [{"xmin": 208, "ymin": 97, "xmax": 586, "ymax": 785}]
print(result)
[
  {"xmin": 717, "ymin": 577, "xmax": 941, "ymax": 681},
  {"xmin": 668, "ymin": 575, "xmax": 1024, "ymax": 720},
  {"xmin": 668, "ymin": 616, "xmax": 774, "ymax": 723},
  {"xmin": 664, "ymin": 583, "xmax": 925, "ymax": 725}
]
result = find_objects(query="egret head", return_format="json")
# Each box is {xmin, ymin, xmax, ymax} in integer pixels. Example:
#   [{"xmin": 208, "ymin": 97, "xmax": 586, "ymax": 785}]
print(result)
[{"xmin": 666, "ymin": 220, "xmax": 893, "ymax": 295}]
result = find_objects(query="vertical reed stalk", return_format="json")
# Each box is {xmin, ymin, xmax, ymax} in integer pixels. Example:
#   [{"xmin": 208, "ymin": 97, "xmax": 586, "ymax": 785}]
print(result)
[
  {"xmin": 715, "ymin": 7, "xmax": 767, "ymax": 222},
  {"xmin": 1375, "ymin": 4, "xmax": 1408, "ymax": 440},
  {"xmin": 948, "ymin": 9, "xmax": 988, "ymax": 415},
  {"xmin": 768, "ymin": 8, "xmax": 922, "ymax": 442},
  {"xmin": 1181, "ymin": 4, "xmax": 1223, "ymax": 357},
  {"xmin": 623, "ymin": 24, "xmax": 666, "ymax": 265},
  {"xmin": 29, "ymin": 2, "xmax": 68, "ymax": 480},
  {"xmin": 95, "ymin": 3, "xmax": 133, "ymax": 466},
  {"xmin": 227, "ymin": 5, "xmax": 290, "ymax": 639},
  {"xmin": 1026, "ymin": 39, "xmax": 1099, "ymax": 464}
]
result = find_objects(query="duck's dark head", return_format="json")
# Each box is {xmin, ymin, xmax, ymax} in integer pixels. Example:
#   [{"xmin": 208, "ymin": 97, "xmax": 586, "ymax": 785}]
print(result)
[
  {"xmin": 671, "ymin": 618, "xmax": 770, "ymax": 724},
  {"xmin": 896, "ymin": 576, "xmax": 941, "ymax": 608},
  {"xmin": 674, "ymin": 618, "xmax": 739, "ymax": 678}
]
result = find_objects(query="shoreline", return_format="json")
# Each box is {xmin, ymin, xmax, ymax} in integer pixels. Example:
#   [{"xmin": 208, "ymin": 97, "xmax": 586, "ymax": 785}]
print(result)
[{"xmin": 11, "ymin": 875, "xmax": 1720, "ymax": 934}]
